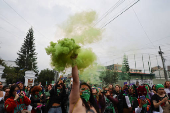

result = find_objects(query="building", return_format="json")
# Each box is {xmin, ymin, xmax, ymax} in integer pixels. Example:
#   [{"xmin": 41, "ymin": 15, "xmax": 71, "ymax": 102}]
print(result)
[
  {"xmin": 151, "ymin": 66, "xmax": 163, "ymax": 73},
  {"xmin": 152, "ymin": 70, "xmax": 170, "ymax": 79},
  {"xmin": 167, "ymin": 66, "xmax": 170, "ymax": 71},
  {"xmin": 106, "ymin": 64, "xmax": 142, "ymax": 72}
]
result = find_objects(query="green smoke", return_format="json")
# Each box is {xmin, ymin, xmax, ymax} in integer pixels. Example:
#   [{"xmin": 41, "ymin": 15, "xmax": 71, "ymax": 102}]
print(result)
[
  {"xmin": 62, "ymin": 11, "xmax": 102, "ymax": 45},
  {"xmin": 45, "ymin": 38, "xmax": 97, "ymax": 72},
  {"xmin": 46, "ymin": 11, "xmax": 102, "ymax": 72},
  {"xmin": 79, "ymin": 63, "xmax": 105, "ymax": 85}
]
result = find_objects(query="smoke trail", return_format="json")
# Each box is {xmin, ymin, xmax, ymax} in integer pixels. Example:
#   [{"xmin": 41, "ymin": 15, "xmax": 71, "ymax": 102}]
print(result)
[{"xmin": 46, "ymin": 11, "xmax": 102, "ymax": 72}]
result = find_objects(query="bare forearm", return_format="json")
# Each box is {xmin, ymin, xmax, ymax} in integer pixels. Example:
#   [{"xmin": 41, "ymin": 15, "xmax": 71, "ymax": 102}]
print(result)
[
  {"xmin": 153, "ymin": 101, "xmax": 162, "ymax": 108},
  {"xmin": 72, "ymin": 65, "xmax": 79, "ymax": 84}
]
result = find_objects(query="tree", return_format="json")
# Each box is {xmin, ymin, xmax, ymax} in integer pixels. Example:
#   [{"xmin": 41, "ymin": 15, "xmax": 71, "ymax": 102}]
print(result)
[
  {"xmin": 119, "ymin": 54, "xmax": 130, "ymax": 80},
  {"xmin": 0, "ymin": 58, "xmax": 22, "ymax": 84},
  {"xmin": 100, "ymin": 69, "xmax": 119, "ymax": 85},
  {"xmin": 37, "ymin": 69, "xmax": 55, "ymax": 86},
  {"xmin": 16, "ymin": 28, "xmax": 38, "ymax": 74}
]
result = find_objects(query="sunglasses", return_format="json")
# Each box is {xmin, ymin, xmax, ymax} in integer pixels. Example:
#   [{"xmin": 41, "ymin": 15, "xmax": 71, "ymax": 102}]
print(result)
[
  {"xmin": 92, "ymin": 88, "xmax": 96, "ymax": 90},
  {"xmin": 81, "ymin": 88, "xmax": 90, "ymax": 91}
]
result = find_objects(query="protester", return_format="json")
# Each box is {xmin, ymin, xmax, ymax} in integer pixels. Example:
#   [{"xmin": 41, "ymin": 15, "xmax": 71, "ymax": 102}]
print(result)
[
  {"xmin": 113, "ymin": 84, "xmax": 124, "ymax": 113},
  {"xmin": 92, "ymin": 86, "xmax": 105, "ymax": 113},
  {"xmin": 44, "ymin": 85, "xmax": 52, "ymax": 104},
  {"xmin": 30, "ymin": 85, "xmax": 45, "ymax": 113},
  {"xmin": 103, "ymin": 86, "xmax": 118, "ymax": 113},
  {"xmin": 151, "ymin": 84, "xmax": 170, "ymax": 113},
  {"xmin": 69, "ymin": 59, "xmax": 99, "ymax": 113},
  {"xmin": 132, "ymin": 86, "xmax": 151, "ymax": 113},
  {"xmin": 47, "ymin": 80, "xmax": 67, "ymax": 113},
  {"xmin": 151, "ymin": 84, "xmax": 157, "ymax": 95},
  {"xmin": 0, "ymin": 81, "xmax": 5, "ymax": 113},
  {"xmin": 164, "ymin": 81, "xmax": 170, "ymax": 94},
  {"xmin": 17, "ymin": 81, "xmax": 26, "ymax": 95},
  {"xmin": 5, "ymin": 85, "xmax": 31, "ymax": 113},
  {"xmin": 4, "ymin": 87, "xmax": 10, "ymax": 101},
  {"xmin": 26, "ymin": 86, "xmax": 31, "ymax": 98}
]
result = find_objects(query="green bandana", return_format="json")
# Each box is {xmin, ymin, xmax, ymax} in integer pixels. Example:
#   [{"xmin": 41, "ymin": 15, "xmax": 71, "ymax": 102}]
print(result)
[
  {"xmin": 80, "ymin": 90, "xmax": 90, "ymax": 102},
  {"xmin": 93, "ymin": 95, "xmax": 96, "ymax": 99},
  {"xmin": 155, "ymin": 84, "xmax": 164, "ymax": 91},
  {"xmin": 39, "ymin": 91, "xmax": 42, "ymax": 96},
  {"xmin": 129, "ymin": 96, "xmax": 137, "ymax": 105},
  {"xmin": 145, "ymin": 86, "xmax": 150, "ymax": 99},
  {"xmin": 57, "ymin": 89, "xmax": 60, "ymax": 94},
  {"xmin": 142, "ymin": 102, "xmax": 148, "ymax": 108},
  {"xmin": 106, "ymin": 98, "xmax": 115, "ymax": 113}
]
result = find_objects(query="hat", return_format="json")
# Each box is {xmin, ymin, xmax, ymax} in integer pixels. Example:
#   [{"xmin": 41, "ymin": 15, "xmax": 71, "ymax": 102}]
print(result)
[{"xmin": 155, "ymin": 84, "xmax": 164, "ymax": 91}]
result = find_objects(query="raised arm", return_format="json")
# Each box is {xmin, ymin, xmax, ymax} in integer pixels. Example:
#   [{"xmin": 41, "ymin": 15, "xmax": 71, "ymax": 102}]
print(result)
[{"xmin": 69, "ymin": 65, "xmax": 80, "ymax": 105}]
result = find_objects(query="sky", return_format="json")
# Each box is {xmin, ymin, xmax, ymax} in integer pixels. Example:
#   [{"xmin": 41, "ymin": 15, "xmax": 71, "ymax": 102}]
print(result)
[{"xmin": 0, "ymin": 0, "xmax": 170, "ymax": 74}]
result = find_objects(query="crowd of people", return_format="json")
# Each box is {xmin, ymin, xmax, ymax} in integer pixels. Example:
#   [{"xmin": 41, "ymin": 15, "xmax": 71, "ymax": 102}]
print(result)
[{"xmin": 0, "ymin": 65, "xmax": 170, "ymax": 113}]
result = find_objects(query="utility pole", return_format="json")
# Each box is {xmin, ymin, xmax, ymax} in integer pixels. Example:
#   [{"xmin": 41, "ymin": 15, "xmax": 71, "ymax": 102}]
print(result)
[{"xmin": 158, "ymin": 46, "xmax": 168, "ymax": 81}]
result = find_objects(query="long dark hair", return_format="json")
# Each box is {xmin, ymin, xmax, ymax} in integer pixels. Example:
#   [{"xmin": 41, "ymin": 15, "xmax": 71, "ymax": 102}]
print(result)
[
  {"xmin": 80, "ymin": 83, "xmax": 99, "ymax": 113},
  {"xmin": 9, "ymin": 85, "xmax": 18, "ymax": 98}
]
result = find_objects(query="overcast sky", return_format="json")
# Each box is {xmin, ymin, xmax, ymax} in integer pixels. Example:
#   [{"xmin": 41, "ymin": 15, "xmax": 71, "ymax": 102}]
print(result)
[{"xmin": 0, "ymin": 0, "xmax": 170, "ymax": 73}]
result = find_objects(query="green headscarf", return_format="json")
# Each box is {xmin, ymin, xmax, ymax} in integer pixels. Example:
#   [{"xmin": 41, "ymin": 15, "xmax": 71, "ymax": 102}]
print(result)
[{"xmin": 155, "ymin": 84, "xmax": 164, "ymax": 91}]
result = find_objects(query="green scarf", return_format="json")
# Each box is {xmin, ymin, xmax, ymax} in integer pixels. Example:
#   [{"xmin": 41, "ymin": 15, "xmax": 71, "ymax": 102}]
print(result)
[
  {"xmin": 106, "ymin": 98, "xmax": 115, "ymax": 113},
  {"xmin": 80, "ymin": 90, "xmax": 90, "ymax": 102},
  {"xmin": 93, "ymin": 95, "xmax": 96, "ymax": 99},
  {"xmin": 129, "ymin": 96, "xmax": 137, "ymax": 105},
  {"xmin": 145, "ymin": 86, "xmax": 150, "ymax": 99},
  {"xmin": 39, "ymin": 91, "xmax": 42, "ymax": 96}
]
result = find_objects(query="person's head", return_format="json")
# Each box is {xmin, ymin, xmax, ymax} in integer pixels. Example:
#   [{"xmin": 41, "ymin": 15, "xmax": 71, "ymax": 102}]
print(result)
[
  {"xmin": 128, "ymin": 85, "xmax": 134, "ymax": 94},
  {"xmin": 9, "ymin": 85, "xmax": 18, "ymax": 97},
  {"xmin": 109, "ymin": 84, "xmax": 113, "ymax": 89},
  {"xmin": 48, "ymin": 85, "xmax": 52, "ymax": 91},
  {"xmin": 17, "ymin": 82, "xmax": 23, "ymax": 90},
  {"xmin": 164, "ymin": 81, "xmax": 170, "ymax": 88},
  {"xmin": 137, "ymin": 86, "xmax": 147, "ymax": 97},
  {"xmin": 5, "ymin": 87, "xmax": 10, "ymax": 97},
  {"xmin": 80, "ymin": 83, "xmax": 99, "ymax": 113},
  {"xmin": 115, "ymin": 84, "xmax": 120, "ymax": 93},
  {"xmin": 155, "ymin": 84, "xmax": 165, "ymax": 95},
  {"xmin": 31, "ymin": 86, "xmax": 41, "ymax": 95},
  {"xmin": 152, "ymin": 84, "xmax": 156, "ymax": 91},
  {"xmin": 0, "ymin": 81, "xmax": 3, "ymax": 91},
  {"xmin": 91, "ymin": 86, "xmax": 98, "ymax": 94}
]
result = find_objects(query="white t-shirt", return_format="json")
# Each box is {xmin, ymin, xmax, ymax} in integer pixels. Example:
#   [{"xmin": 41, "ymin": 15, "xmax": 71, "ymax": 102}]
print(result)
[
  {"xmin": 164, "ymin": 88, "xmax": 170, "ymax": 94},
  {"xmin": 0, "ymin": 91, "xmax": 5, "ymax": 101}
]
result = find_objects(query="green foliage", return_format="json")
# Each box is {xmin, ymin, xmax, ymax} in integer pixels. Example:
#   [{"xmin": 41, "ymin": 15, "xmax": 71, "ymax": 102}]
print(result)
[
  {"xmin": 0, "ymin": 58, "xmax": 25, "ymax": 84},
  {"xmin": 16, "ymin": 28, "xmax": 38, "ymax": 73},
  {"xmin": 119, "ymin": 54, "xmax": 130, "ymax": 80},
  {"xmin": 100, "ymin": 69, "xmax": 119, "ymax": 85},
  {"xmin": 45, "ymin": 38, "xmax": 97, "ymax": 72},
  {"xmin": 37, "ymin": 69, "xmax": 55, "ymax": 86}
]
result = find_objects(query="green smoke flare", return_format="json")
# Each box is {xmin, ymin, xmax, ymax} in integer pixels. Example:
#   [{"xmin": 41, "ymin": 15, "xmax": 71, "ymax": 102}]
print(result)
[{"xmin": 46, "ymin": 11, "xmax": 102, "ymax": 72}]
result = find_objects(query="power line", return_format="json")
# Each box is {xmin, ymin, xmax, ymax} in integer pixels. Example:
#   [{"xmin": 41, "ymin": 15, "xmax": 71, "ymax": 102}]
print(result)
[
  {"xmin": 129, "ymin": 0, "xmax": 157, "ymax": 53},
  {"xmin": 2, "ymin": 0, "xmax": 48, "ymax": 44},
  {"xmin": 101, "ymin": 0, "xmax": 140, "ymax": 29},
  {"xmin": 0, "ymin": 15, "xmax": 25, "ymax": 33},
  {"xmin": 94, "ymin": 0, "xmax": 125, "ymax": 26}
]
